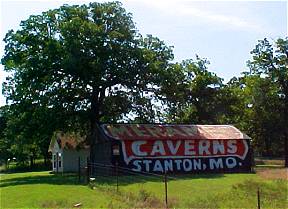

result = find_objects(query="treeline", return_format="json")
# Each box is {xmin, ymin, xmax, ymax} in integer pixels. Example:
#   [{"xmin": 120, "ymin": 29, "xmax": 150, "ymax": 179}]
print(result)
[{"xmin": 0, "ymin": 2, "xmax": 287, "ymax": 166}]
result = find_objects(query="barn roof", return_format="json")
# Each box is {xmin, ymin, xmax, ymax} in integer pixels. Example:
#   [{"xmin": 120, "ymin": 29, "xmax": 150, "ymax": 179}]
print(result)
[
  {"xmin": 48, "ymin": 132, "xmax": 89, "ymax": 152},
  {"xmin": 101, "ymin": 124, "xmax": 251, "ymax": 141}
]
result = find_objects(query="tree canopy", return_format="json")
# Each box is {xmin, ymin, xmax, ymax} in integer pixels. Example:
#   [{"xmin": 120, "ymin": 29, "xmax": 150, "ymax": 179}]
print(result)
[
  {"xmin": 247, "ymin": 37, "xmax": 288, "ymax": 166},
  {"xmin": 1, "ymin": 2, "xmax": 173, "ymax": 163},
  {"xmin": 2, "ymin": 2, "xmax": 173, "ymax": 124},
  {"xmin": 0, "ymin": 1, "xmax": 287, "ymax": 167}
]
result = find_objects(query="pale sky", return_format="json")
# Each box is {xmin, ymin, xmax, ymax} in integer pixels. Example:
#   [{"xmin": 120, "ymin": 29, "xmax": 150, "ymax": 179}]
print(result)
[{"xmin": 0, "ymin": 0, "xmax": 287, "ymax": 106}]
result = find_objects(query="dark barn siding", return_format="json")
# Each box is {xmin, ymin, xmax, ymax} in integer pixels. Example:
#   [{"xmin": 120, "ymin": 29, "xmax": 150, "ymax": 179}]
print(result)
[{"xmin": 91, "ymin": 141, "xmax": 113, "ymax": 175}]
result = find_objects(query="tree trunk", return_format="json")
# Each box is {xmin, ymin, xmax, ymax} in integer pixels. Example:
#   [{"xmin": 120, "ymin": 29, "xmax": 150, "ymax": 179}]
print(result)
[
  {"xmin": 264, "ymin": 133, "xmax": 271, "ymax": 157},
  {"xmin": 44, "ymin": 155, "xmax": 47, "ymax": 166},
  {"xmin": 284, "ymin": 89, "xmax": 288, "ymax": 167},
  {"xmin": 89, "ymin": 87, "xmax": 101, "ymax": 166},
  {"xmin": 285, "ymin": 135, "xmax": 288, "ymax": 167},
  {"xmin": 89, "ymin": 121, "xmax": 100, "ymax": 164},
  {"xmin": 30, "ymin": 156, "xmax": 34, "ymax": 169},
  {"xmin": 277, "ymin": 76, "xmax": 288, "ymax": 167},
  {"xmin": 44, "ymin": 154, "xmax": 48, "ymax": 167}
]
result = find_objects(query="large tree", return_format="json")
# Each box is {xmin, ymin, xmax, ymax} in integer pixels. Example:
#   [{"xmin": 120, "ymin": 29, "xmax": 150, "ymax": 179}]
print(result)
[
  {"xmin": 161, "ymin": 57, "xmax": 223, "ymax": 124},
  {"xmin": 227, "ymin": 75, "xmax": 284, "ymax": 157},
  {"xmin": 0, "ymin": 106, "xmax": 12, "ymax": 165},
  {"xmin": 1, "ymin": 2, "xmax": 173, "ymax": 163},
  {"xmin": 248, "ymin": 37, "xmax": 288, "ymax": 166}
]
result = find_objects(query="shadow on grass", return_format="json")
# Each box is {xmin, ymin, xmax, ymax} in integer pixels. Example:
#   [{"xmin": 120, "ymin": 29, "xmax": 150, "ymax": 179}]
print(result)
[
  {"xmin": 1, "ymin": 161, "xmax": 51, "ymax": 174},
  {"xmin": 0, "ymin": 173, "xmax": 81, "ymax": 188},
  {"xmin": 89, "ymin": 172, "xmax": 164, "ymax": 187},
  {"xmin": 169, "ymin": 173, "xmax": 225, "ymax": 180},
  {"xmin": 89, "ymin": 172, "xmax": 226, "ymax": 188},
  {"xmin": 1, "ymin": 170, "xmax": 228, "ymax": 188},
  {"xmin": 88, "ymin": 165, "xmax": 227, "ymax": 187},
  {"xmin": 1, "ymin": 171, "xmax": 167, "ymax": 188},
  {"xmin": 1, "ymin": 167, "xmax": 51, "ymax": 174}
]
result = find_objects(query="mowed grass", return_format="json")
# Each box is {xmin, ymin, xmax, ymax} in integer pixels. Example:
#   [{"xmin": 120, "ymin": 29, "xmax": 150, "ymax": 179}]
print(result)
[
  {"xmin": 0, "ymin": 172, "xmax": 125, "ymax": 208},
  {"xmin": 1, "ymin": 168, "xmax": 287, "ymax": 208}
]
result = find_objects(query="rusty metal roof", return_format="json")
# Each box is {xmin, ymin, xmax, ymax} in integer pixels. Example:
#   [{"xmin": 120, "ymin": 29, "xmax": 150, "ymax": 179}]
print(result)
[
  {"xmin": 48, "ymin": 132, "xmax": 89, "ymax": 152},
  {"xmin": 101, "ymin": 124, "xmax": 251, "ymax": 141}
]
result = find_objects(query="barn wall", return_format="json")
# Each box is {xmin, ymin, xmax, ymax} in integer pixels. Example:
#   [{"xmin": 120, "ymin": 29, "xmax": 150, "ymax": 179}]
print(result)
[
  {"xmin": 93, "ymin": 141, "xmax": 112, "ymax": 164},
  {"xmin": 62, "ymin": 149, "xmax": 90, "ymax": 172},
  {"xmin": 89, "ymin": 141, "xmax": 113, "ymax": 176}
]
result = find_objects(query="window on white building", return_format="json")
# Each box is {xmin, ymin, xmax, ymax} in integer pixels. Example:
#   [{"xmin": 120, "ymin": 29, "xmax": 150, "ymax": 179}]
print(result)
[
  {"xmin": 53, "ymin": 154, "xmax": 56, "ymax": 169},
  {"xmin": 58, "ymin": 153, "xmax": 62, "ymax": 168}
]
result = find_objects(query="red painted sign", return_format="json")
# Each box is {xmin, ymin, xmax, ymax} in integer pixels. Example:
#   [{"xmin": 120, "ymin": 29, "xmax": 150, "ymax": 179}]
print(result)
[
  {"xmin": 102, "ymin": 124, "xmax": 251, "ymax": 173},
  {"xmin": 121, "ymin": 139, "xmax": 248, "ymax": 164}
]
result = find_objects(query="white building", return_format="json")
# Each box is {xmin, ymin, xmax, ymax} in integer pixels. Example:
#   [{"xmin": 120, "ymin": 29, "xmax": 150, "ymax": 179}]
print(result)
[{"xmin": 48, "ymin": 132, "xmax": 90, "ymax": 173}]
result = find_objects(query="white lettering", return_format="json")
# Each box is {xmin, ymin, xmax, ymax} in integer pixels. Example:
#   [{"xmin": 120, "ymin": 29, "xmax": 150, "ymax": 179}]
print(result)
[
  {"xmin": 142, "ymin": 160, "xmax": 152, "ymax": 172},
  {"xmin": 193, "ymin": 159, "xmax": 202, "ymax": 170},
  {"xmin": 164, "ymin": 160, "xmax": 173, "ymax": 172},
  {"xmin": 174, "ymin": 160, "xmax": 182, "ymax": 170},
  {"xmin": 132, "ymin": 160, "xmax": 141, "ymax": 171},
  {"xmin": 183, "ymin": 159, "xmax": 192, "ymax": 171},
  {"xmin": 151, "ymin": 141, "xmax": 166, "ymax": 155},
  {"xmin": 184, "ymin": 140, "xmax": 196, "ymax": 155},
  {"xmin": 153, "ymin": 160, "xmax": 164, "ymax": 172},
  {"xmin": 131, "ymin": 141, "xmax": 147, "ymax": 156},
  {"xmin": 227, "ymin": 140, "xmax": 237, "ymax": 154},
  {"xmin": 209, "ymin": 158, "xmax": 223, "ymax": 169},
  {"xmin": 199, "ymin": 140, "xmax": 211, "ymax": 155},
  {"xmin": 167, "ymin": 140, "xmax": 181, "ymax": 155},
  {"xmin": 226, "ymin": 157, "xmax": 237, "ymax": 168},
  {"xmin": 212, "ymin": 140, "xmax": 225, "ymax": 154}
]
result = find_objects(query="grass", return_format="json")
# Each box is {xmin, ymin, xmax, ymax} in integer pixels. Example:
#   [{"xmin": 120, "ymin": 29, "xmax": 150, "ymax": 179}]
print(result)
[
  {"xmin": 111, "ymin": 170, "xmax": 287, "ymax": 208},
  {"xmin": 0, "ymin": 172, "xmax": 126, "ymax": 208},
  {"xmin": 1, "ymin": 159, "xmax": 287, "ymax": 208}
]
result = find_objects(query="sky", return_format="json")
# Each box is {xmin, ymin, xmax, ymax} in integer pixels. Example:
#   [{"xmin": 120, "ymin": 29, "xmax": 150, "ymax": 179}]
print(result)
[{"xmin": 0, "ymin": 0, "xmax": 287, "ymax": 107}]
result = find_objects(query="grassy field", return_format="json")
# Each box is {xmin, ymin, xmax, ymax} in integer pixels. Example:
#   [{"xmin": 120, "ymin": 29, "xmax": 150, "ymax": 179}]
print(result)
[
  {"xmin": 92, "ymin": 168, "xmax": 287, "ymax": 208},
  {"xmin": 0, "ymin": 172, "xmax": 126, "ymax": 208},
  {"xmin": 1, "ymin": 167, "xmax": 287, "ymax": 208}
]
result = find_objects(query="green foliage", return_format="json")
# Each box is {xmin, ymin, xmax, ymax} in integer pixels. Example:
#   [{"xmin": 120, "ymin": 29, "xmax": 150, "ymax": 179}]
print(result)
[
  {"xmin": 161, "ymin": 37, "xmax": 287, "ymax": 158},
  {"xmin": 0, "ymin": 106, "xmax": 12, "ymax": 164},
  {"xmin": 1, "ymin": 2, "xmax": 173, "ymax": 163},
  {"xmin": 246, "ymin": 37, "xmax": 287, "ymax": 160},
  {"xmin": 245, "ymin": 76, "xmax": 283, "ymax": 156},
  {"xmin": 224, "ymin": 74, "xmax": 284, "ymax": 156},
  {"xmin": 162, "ymin": 56, "xmax": 224, "ymax": 124},
  {"xmin": 0, "ymin": 0, "xmax": 287, "ymax": 163},
  {"xmin": 1, "ymin": 2, "xmax": 171, "ymax": 122}
]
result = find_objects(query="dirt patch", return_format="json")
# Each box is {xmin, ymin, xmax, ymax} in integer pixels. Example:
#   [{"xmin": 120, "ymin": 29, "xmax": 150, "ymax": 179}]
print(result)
[
  {"xmin": 257, "ymin": 168, "xmax": 288, "ymax": 180},
  {"xmin": 255, "ymin": 158, "xmax": 284, "ymax": 166},
  {"xmin": 41, "ymin": 199, "xmax": 68, "ymax": 208}
]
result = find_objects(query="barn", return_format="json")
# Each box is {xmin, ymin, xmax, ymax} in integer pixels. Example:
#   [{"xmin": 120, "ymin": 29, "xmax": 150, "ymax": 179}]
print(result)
[
  {"xmin": 48, "ymin": 132, "xmax": 89, "ymax": 173},
  {"xmin": 49, "ymin": 124, "xmax": 251, "ymax": 174},
  {"xmin": 93, "ymin": 124, "xmax": 252, "ymax": 174}
]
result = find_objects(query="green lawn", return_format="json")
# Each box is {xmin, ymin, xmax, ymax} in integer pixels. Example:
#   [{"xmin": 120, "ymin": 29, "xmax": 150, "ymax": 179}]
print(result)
[
  {"xmin": 1, "ymin": 169, "xmax": 287, "ymax": 208},
  {"xmin": 0, "ymin": 172, "xmax": 125, "ymax": 208}
]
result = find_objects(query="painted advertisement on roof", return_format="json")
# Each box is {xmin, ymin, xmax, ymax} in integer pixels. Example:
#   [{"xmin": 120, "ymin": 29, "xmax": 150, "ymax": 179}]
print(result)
[
  {"xmin": 102, "ymin": 124, "xmax": 251, "ymax": 173},
  {"xmin": 102, "ymin": 124, "xmax": 250, "ymax": 140}
]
